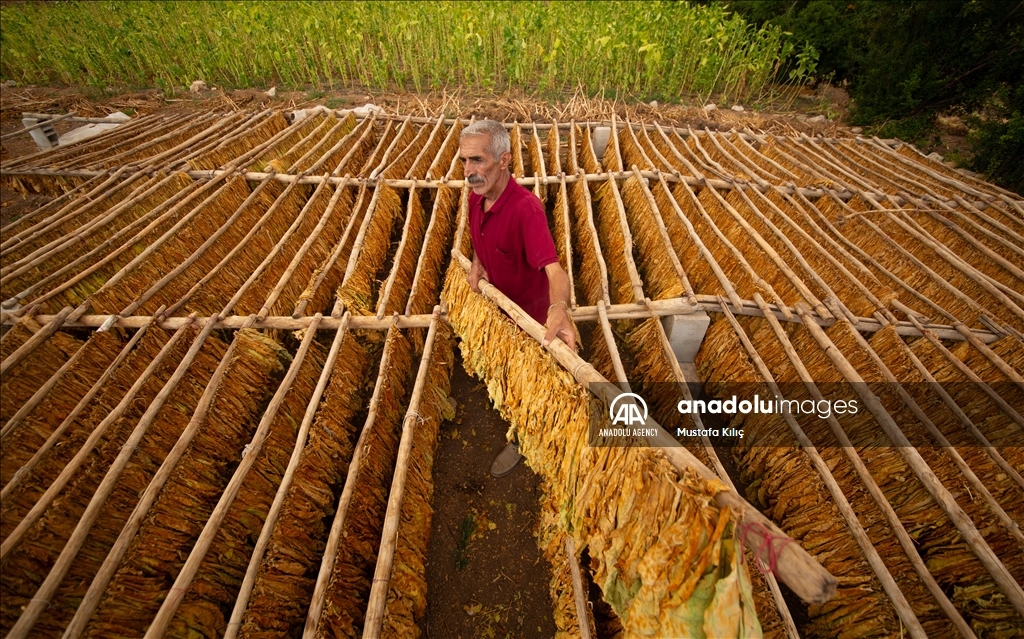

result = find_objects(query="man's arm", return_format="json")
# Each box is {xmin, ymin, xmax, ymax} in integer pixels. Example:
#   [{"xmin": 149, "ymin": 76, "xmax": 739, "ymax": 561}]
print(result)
[
  {"xmin": 468, "ymin": 251, "xmax": 488, "ymax": 293},
  {"xmin": 542, "ymin": 262, "xmax": 576, "ymax": 351}
]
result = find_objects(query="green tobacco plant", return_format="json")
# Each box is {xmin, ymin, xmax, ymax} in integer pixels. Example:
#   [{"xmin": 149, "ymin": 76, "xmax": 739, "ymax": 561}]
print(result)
[{"xmin": 0, "ymin": 0, "xmax": 810, "ymax": 103}]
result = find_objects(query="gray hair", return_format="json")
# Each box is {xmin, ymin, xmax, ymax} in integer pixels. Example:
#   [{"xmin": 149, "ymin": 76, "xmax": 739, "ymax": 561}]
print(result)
[{"xmin": 460, "ymin": 120, "xmax": 510, "ymax": 162}]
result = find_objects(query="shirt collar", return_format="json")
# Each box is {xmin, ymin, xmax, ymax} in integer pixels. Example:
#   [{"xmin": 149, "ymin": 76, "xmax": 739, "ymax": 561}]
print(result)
[{"xmin": 480, "ymin": 173, "xmax": 516, "ymax": 217}]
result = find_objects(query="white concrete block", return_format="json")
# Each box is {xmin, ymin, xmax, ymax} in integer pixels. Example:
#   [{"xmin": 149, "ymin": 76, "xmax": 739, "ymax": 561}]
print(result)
[
  {"xmin": 592, "ymin": 126, "xmax": 611, "ymax": 158},
  {"xmin": 661, "ymin": 310, "xmax": 710, "ymax": 363}
]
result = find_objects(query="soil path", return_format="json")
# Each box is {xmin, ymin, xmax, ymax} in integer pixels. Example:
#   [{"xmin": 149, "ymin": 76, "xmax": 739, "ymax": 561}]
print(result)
[{"xmin": 424, "ymin": 353, "xmax": 557, "ymax": 639}]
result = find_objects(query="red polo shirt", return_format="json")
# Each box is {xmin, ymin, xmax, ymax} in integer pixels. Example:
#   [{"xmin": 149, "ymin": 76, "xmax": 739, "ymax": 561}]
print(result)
[{"xmin": 469, "ymin": 177, "xmax": 559, "ymax": 324}]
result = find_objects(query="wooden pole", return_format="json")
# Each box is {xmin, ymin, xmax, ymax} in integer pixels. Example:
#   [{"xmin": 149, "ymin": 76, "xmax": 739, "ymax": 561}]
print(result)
[
  {"xmin": 143, "ymin": 315, "xmax": 323, "ymax": 639},
  {"xmin": 0, "ymin": 315, "xmax": 194, "ymax": 561},
  {"xmin": 892, "ymin": 299, "xmax": 1024, "ymax": 431},
  {"xmin": 223, "ymin": 314, "xmax": 350, "ymax": 639},
  {"xmin": 0, "ymin": 306, "xmax": 72, "ymax": 376},
  {"xmin": 0, "ymin": 111, "xmax": 77, "ymax": 141},
  {"xmin": 744, "ymin": 294, "xmax": 967, "ymax": 639},
  {"xmin": 452, "ymin": 250, "xmax": 837, "ymax": 604},
  {"xmin": 0, "ymin": 313, "xmax": 156, "ymax": 491},
  {"xmin": 3, "ymin": 177, "xmax": 208, "ymax": 312},
  {"xmin": 6, "ymin": 314, "xmax": 217, "ymax": 639},
  {"xmin": 794, "ymin": 303, "xmax": 1024, "ymax": 617},
  {"xmin": 303, "ymin": 318, "xmax": 400, "ymax": 637},
  {"xmin": 565, "ymin": 537, "xmax": 594, "ymax": 639},
  {"xmin": 60, "ymin": 314, "xmax": 254, "ymax": 639},
  {"xmin": 361, "ymin": 309, "xmax": 441, "ymax": 639}
]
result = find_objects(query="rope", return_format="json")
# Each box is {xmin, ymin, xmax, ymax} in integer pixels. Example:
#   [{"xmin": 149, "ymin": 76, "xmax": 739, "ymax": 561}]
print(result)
[{"xmin": 738, "ymin": 521, "xmax": 795, "ymax": 576}]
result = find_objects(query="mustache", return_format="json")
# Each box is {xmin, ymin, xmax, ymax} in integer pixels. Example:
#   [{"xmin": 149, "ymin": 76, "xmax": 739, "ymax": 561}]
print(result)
[{"xmin": 467, "ymin": 174, "xmax": 486, "ymax": 185}]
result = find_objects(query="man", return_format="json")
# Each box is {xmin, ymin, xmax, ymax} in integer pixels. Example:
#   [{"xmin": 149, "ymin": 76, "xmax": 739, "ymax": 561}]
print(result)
[{"xmin": 459, "ymin": 119, "xmax": 575, "ymax": 477}]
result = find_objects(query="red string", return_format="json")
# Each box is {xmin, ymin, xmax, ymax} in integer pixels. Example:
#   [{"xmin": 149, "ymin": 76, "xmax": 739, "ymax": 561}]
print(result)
[{"xmin": 738, "ymin": 521, "xmax": 794, "ymax": 575}]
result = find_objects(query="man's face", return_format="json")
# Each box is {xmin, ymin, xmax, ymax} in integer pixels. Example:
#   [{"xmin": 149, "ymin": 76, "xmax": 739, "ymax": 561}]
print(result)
[{"xmin": 459, "ymin": 134, "xmax": 510, "ymax": 198}]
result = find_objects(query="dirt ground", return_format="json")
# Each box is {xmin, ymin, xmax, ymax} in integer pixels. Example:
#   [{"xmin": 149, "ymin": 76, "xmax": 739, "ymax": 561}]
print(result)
[{"xmin": 424, "ymin": 355, "xmax": 557, "ymax": 639}]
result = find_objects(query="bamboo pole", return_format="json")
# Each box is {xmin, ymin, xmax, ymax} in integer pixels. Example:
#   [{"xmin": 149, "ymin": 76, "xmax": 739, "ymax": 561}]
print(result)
[
  {"xmin": 893, "ymin": 299, "xmax": 1024, "ymax": 431},
  {"xmin": 452, "ymin": 250, "xmax": 837, "ymax": 604},
  {"xmin": 889, "ymin": 199, "xmax": 1024, "ymax": 308},
  {"xmin": 303, "ymin": 318, "xmax": 401, "ymax": 637},
  {"xmin": 703, "ymin": 128, "xmax": 769, "ymax": 187},
  {"xmin": 951, "ymin": 196, "xmax": 1024, "ymax": 254},
  {"xmin": 680, "ymin": 177, "xmax": 793, "ymax": 316},
  {"xmin": 866, "ymin": 137, "xmax": 995, "ymax": 202},
  {"xmin": 848, "ymin": 195, "xmax": 1017, "ymax": 326},
  {"xmin": 256, "ymin": 175, "xmax": 337, "ymax": 319},
  {"xmin": 814, "ymin": 191, "xmax": 967, "ymax": 324},
  {"xmin": 0, "ymin": 306, "xmax": 72, "ymax": 376},
  {"xmin": 285, "ymin": 114, "xmax": 350, "ymax": 173},
  {"xmin": 292, "ymin": 182, "xmax": 367, "ymax": 318},
  {"xmin": 745, "ymin": 294, "xmax": 967, "ymax": 639},
  {"xmin": 368, "ymin": 116, "xmax": 412, "ymax": 179},
  {"xmin": 0, "ymin": 113, "xmax": 172, "ymax": 171},
  {"xmin": 1, "ymin": 171, "xmax": 119, "ymax": 254},
  {"xmin": 222, "ymin": 313, "xmax": 349, "ymax": 639},
  {"xmin": 794, "ymin": 303, "xmax": 1024, "ymax": 617},
  {"xmin": 362, "ymin": 309, "xmax": 441, "ymax": 639},
  {"xmin": 60, "ymin": 314, "xmax": 256, "ymax": 639},
  {"xmin": 629, "ymin": 167, "xmax": 696, "ymax": 305},
  {"xmin": 4, "ymin": 165, "xmax": 875, "ymax": 203},
  {"xmin": 0, "ymin": 111, "xmax": 78, "ymax": 141},
  {"xmin": 120, "ymin": 173, "xmax": 279, "ymax": 317},
  {"xmin": 134, "ymin": 112, "xmax": 253, "ymax": 173},
  {"xmin": 143, "ymin": 315, "xmax": 323, "ymax": 639},
  {"xmin": 6, "ymin": 314, "xmax": 217, "ymax": 639},
  {"xmin": 81, "ymin": 113, "xmax": 218, "ymax": 171},
  {"xmin": 842, "ymin": 317, "xmax": 1024, "ymax": 547},
  {"xmin": 0, "ymin": 315, "xmax": 194, "ymax": 561},
  {"xmin": 404, "ymin": 186, "xmax": 454, "ymax": 316}
]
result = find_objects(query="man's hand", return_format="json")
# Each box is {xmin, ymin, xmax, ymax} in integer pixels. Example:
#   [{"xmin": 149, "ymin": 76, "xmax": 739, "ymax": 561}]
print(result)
[
  {"xmin": 468, "ymin": 255, "xmax": 488, "ymax": 293},
  {"xmin": 542, "ymin": 301, "xmax": 577, "ymax": 351}
]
